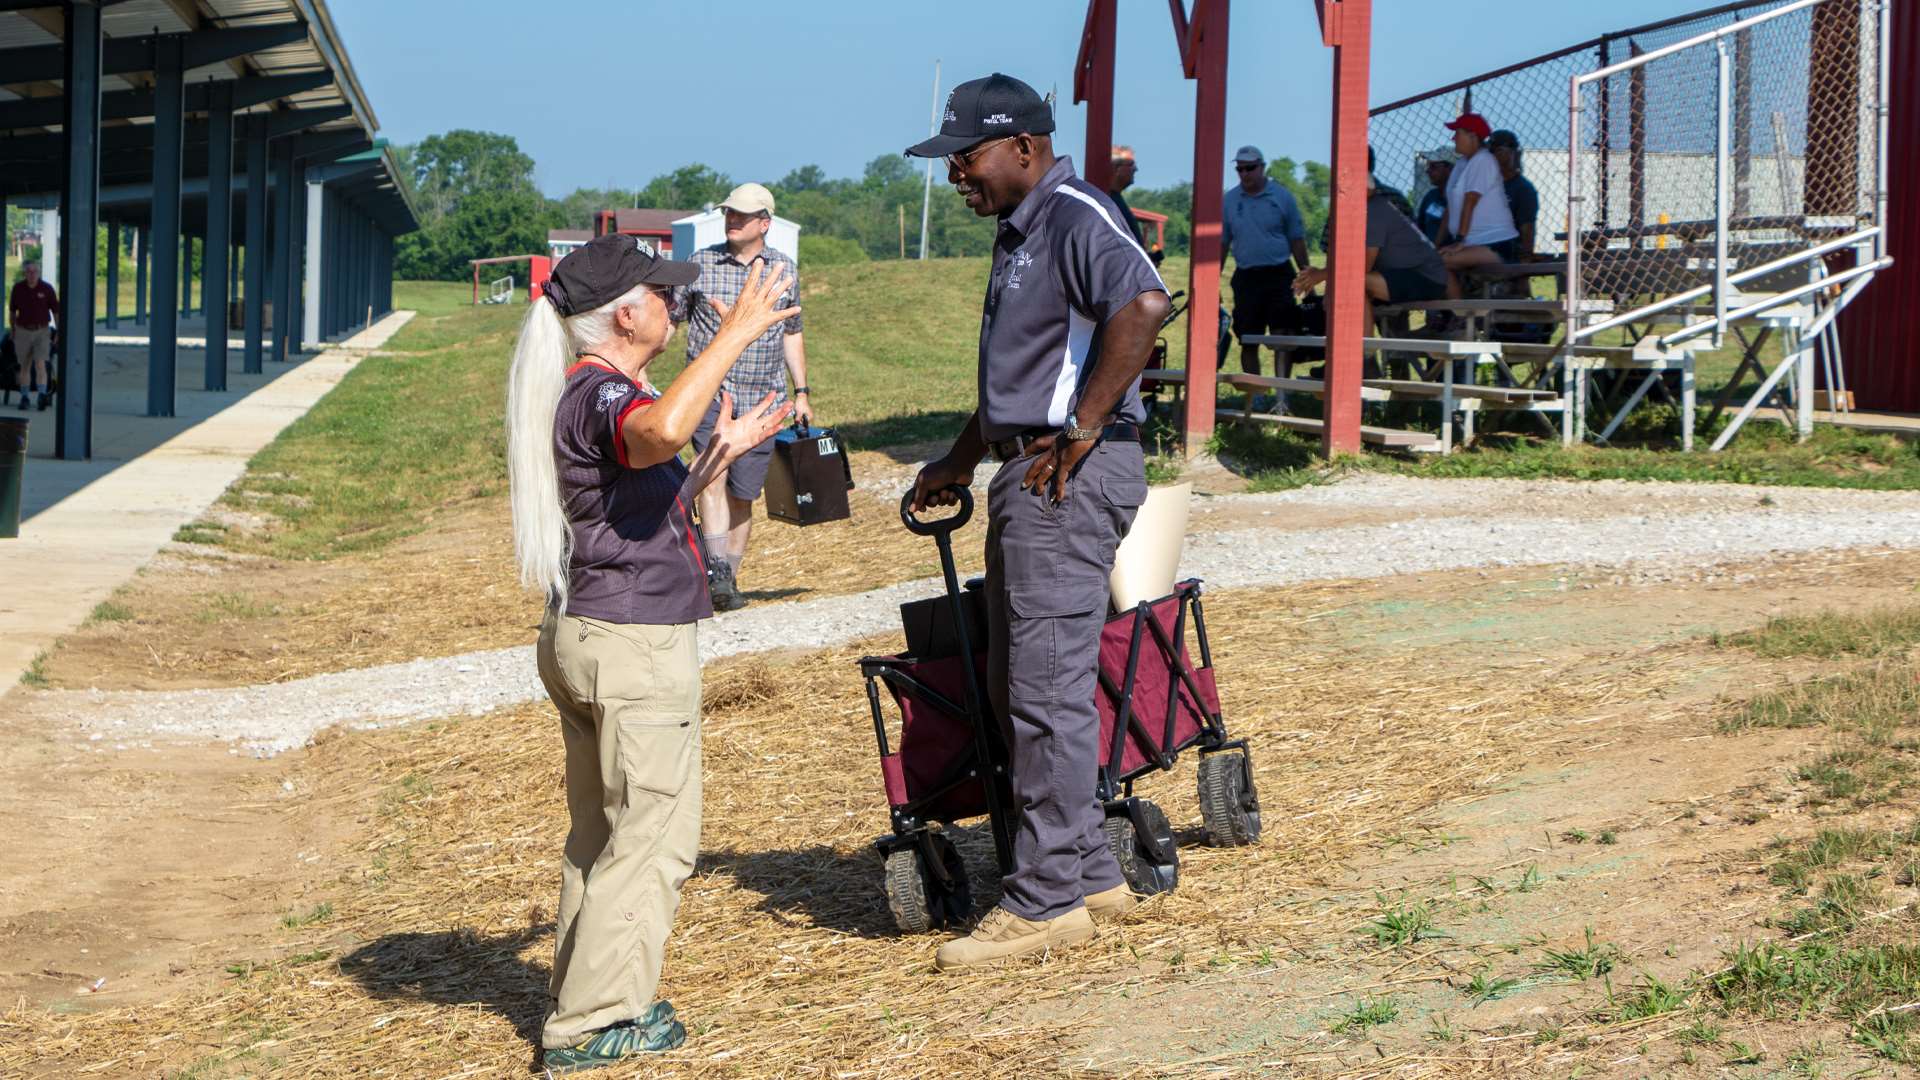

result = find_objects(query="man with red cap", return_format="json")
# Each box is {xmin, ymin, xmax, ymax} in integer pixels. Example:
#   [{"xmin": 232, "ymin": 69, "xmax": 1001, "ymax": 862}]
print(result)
[{"xmin": 1436, "ymin": 112, "xmax": 1518, "ymax": 294}]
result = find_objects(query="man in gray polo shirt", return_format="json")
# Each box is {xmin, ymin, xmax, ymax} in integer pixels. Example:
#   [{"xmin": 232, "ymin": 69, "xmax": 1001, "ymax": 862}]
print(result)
[{"xmin": 908, "ymin": 73, "xmax": 1170, "ymax": 971}]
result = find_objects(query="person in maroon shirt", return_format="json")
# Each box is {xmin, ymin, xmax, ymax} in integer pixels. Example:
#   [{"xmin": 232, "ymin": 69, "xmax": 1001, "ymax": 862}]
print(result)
[
  {"xmin": 504, "ymin": 233, "xmax": 796, "ymax": 1072},
  {"xmin": 7, "ymin": 261, "xmax": 58, "ymax": 412}
]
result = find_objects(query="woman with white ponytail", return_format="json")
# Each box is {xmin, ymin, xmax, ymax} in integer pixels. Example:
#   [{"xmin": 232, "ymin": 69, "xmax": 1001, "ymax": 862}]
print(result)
[{"xmin": 509, "ymin": 233, "xmax": 796, "ymax": 1073}]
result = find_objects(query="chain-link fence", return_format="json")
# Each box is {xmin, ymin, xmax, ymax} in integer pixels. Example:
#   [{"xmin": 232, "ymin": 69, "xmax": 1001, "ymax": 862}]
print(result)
[{"xmin": 1367, "ymin": 0, "xmax": 1885, "ymax": 334}]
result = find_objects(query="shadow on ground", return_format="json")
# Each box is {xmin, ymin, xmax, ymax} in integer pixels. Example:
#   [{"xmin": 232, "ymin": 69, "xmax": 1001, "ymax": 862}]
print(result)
[
  {"xmin": 700, "ymin": 823, "xmax": 1008, "ymax": 939},
  {"xmin": 339, "ymin": 925, "xmax": 551, "ymax": 1064}
]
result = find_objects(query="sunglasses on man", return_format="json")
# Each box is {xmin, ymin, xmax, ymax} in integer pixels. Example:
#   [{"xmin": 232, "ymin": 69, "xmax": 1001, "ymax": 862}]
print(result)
[
  {"xmin": 946, "ymin": 135, "xmax": 1017, "ymax": 172},
  {"xmin": 1234, "ymin": 162, "xmax": 1263, "ymax": 173}
]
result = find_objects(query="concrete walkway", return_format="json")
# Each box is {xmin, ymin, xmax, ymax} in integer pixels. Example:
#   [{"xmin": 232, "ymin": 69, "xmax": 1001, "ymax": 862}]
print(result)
[{"xmin": 0, "ymin": 312, "xmax": 414, "ymax": 687}]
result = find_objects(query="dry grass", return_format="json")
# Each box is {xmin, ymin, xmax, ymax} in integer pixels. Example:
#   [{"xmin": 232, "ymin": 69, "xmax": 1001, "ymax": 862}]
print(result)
[{"xmin": 0, "ymin": 584, "xmax": 1713, "ymax": 1078}]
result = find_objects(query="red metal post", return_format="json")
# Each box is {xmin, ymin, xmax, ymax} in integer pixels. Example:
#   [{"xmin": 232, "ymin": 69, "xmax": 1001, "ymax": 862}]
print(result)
[
  {"xmin": 1181, "ymin": 0, "xmax": 1227, "ymax": 456},
  {"xmin": 1320, "ymin": 0, "xmax": 1370, "ymax": 456},
  {"xmin": 1075, "ymin": 0, "xmax": 1117, "ymax": 193}
]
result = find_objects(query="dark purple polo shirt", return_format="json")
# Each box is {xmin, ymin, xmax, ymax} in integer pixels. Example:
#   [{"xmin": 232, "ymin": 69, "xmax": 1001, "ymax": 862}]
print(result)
[
  {"xmin": 978, "ymin": 156, "xmax": 1166, "ymax": 442},
  {"xmin": 554, "ymin": 360, "xmax": 712, "ymax": 625}
]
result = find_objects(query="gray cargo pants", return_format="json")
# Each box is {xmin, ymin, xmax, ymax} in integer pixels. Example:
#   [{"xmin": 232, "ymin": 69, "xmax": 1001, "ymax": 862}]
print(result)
[{"xmin": 983, "ymin": 438, "xmax": 1149, "ymax": 920}]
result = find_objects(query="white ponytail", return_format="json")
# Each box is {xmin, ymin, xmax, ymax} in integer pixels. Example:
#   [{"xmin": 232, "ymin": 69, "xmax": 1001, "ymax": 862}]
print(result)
[{"xmin": 505, "ymin": 283, "xmax": 657, "ymax": 605}]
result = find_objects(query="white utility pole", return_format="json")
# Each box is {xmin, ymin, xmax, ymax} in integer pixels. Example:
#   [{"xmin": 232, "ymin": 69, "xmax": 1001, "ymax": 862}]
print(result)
[{"xmin": 919, "ymin": 60, "xmax": 940, "ymax": 261}]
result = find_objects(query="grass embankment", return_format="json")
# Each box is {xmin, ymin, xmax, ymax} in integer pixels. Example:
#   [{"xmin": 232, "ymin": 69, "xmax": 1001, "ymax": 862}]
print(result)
[
  {"xmin": 195, "ymin": 263, "xmax": 1007, "ymax": 561},
  {"xmin": 188, "ymin": 256, "xmax": 1919, "ymax": 564}
]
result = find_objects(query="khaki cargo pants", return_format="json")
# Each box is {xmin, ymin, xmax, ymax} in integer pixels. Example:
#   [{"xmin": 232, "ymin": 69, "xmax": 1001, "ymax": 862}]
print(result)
[{"xmin": 536, "ymin": 609, "xmax": 701, "ymax": 1051}]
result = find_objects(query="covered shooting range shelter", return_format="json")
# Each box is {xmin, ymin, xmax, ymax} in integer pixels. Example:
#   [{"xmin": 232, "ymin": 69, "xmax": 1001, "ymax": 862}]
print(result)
[{"xmin": 0, "ymin": 0, "xmax": 418, "ymax": 461}]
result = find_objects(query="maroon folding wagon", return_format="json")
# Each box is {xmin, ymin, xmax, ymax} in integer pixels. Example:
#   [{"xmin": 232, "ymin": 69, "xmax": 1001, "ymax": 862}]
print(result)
[{"xmin": 859, "ymin": 486, "xmax": 1261, "ymax": 933}]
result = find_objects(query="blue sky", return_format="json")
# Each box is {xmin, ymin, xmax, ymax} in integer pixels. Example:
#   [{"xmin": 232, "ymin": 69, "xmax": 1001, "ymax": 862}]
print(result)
[{"xmin": 330, "ymin": 0, "xmax": 1710, "ymax": 197}]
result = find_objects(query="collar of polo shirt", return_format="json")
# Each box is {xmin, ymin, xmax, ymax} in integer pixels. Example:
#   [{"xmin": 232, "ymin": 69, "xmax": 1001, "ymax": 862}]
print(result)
[{"xmin": 999, "ymin": 156, "xmax": 1078, "ymax": 239}]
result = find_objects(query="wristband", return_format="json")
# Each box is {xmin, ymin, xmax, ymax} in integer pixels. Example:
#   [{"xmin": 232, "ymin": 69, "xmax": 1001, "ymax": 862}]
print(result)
[{"xmin": 793, "ymin": 386, "xmax": 810, "ymax": 395}]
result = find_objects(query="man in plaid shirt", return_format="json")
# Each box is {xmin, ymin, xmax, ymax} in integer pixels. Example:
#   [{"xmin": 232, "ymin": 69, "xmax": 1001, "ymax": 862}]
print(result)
[{"xmin": 675, "ymin": 182, "xmax": 810, "ymax": 611}]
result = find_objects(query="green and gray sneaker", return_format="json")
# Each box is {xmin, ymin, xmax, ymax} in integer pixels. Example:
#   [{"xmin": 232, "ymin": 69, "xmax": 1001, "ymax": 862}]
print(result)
[{"xmin": 543, "ymin": 1001, "xmax": 685, "ymax": 1074}]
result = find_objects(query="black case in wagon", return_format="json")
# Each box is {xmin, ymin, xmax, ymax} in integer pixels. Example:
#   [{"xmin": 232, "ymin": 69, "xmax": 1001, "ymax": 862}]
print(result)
[{"xmin": 764, "ymin": 423, "xmax": 855, "ymax": 526}]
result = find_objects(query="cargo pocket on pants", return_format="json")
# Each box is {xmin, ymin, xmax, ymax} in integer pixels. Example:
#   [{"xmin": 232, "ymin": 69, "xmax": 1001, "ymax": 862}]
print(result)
[
  {"xmin": 612, "ymin": 717, "xmax": 693, "ymax": 841},
  {"xmin": 1007, "ymin": 585, "xmax": 1103, "ymax": 706}
]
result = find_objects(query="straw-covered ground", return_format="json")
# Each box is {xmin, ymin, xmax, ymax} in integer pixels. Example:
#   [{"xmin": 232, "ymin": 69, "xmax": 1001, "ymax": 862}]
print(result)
[
  {"xmin": 11, "ymin": 278, "xmax": 1920, "ymax": 1077},
  {"xmin": 9, "ymin": 548, "xmax": 1920, "ymax": 1077}
]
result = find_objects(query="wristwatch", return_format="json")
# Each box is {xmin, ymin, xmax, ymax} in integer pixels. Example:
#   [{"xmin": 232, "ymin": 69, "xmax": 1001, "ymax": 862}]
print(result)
[
  {"xmin": 1061, "ymin": 418, "xmax": 1101, "ymax": 441},
  {"xmin": 793, "ymin": 385, "xmax": 811, "ymax": 395}
]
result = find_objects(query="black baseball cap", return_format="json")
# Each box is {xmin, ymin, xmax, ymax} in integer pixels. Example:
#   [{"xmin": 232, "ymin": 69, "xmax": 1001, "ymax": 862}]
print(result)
[
  {"xmin": 544, "ymin": 233, "xmax": 698, "ymax": 318},
  {"xmin": 1488, "ymin": 129, "xmax": 1521, "ymax": 150},
  {"xmin": 905, "ymin": 73, "xmax": 1055, "ymax": 158}
]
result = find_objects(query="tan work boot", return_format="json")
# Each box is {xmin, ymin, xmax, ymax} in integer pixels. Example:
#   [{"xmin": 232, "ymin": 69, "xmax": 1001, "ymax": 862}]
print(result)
[
  {"xmin": 1084, "ymin": 884, "xmax": 1140, "ymax": 924},
  {"xmin": 934, "ymin": 904, "xmax": 1096, "ymax": 971}
]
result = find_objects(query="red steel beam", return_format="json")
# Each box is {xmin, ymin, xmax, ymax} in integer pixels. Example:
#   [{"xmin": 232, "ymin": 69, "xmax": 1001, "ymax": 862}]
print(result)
[
  {"xmin": 1320, "ymin": 0, "xmax": 1369, "ymax": 456},
  {"xmin": 1075, "ymin": 0, "xmax": 1117, "ymax": 193},
  {"xmin": 1181, "ymin": 0, "xmax": 1226, "ymax": 455}
]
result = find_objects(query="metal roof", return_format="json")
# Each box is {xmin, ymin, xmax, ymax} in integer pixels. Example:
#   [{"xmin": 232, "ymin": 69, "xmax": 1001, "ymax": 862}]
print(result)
[{"xmin": 0, "ymin": 0, "xmax": 414, "ymax": 232}]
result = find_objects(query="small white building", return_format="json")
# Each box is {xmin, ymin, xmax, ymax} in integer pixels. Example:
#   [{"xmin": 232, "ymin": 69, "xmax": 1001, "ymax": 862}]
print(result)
[
  {"xmin": 547, "ymin": 229, "xmax": 591, "ymax": 262},
  {"xmin": 670, "ymin": 211, "xmax": 802, "ymax": 265}
]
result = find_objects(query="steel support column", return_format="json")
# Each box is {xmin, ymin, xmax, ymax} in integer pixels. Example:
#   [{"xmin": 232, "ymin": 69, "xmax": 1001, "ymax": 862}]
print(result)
[
  {"xmin": 146, "ymin": 34, "xmax": 185, "ymax": 418},
  {"xmin": 203, "ymin": 79, "xmax": 234, "ymax": 391},
  {"xmin": 56, "ymin": 0, "xmax": 103, "ymax": 459},
  {"xmin": 1178, "ymin": 0, "xmax": 1227, "ymax": 455},
  {"xmin": 270, "ymin": 139, "xmax": 294, "ymax": 363},
  {"xmin": 290, "ymin": 157, "xmax": 308, "ymax": 352},
  {"xmin": 1320, "ymin": 0, "xmax": 1372, "ymax": 457},
  {"xmin": 242, "ymin": 118, "xmax": 267, "ymax": 373}
]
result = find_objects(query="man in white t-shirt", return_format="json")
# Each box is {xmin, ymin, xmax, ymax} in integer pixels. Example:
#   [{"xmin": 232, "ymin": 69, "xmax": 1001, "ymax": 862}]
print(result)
[{"xmin": 1437, "ymin": 112, "xmax": 1518, "ymax": 297}]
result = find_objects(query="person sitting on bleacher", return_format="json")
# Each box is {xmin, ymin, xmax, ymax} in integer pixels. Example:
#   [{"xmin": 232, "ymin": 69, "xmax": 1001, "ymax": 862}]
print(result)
[
  {"xmin": 1292, "ymin": 173, "xmax": 1449, "ymax": 345},
  {"xmin": 1436, "ymin": 112, "xmax": 1518, "ymax": 297},
  {"xmin": 1416, "ymin": 157, "xmax": 1452, "ymax": 245},
  {"xmin": 1488, "ymin": 129, "xmax": 1540, "ymax": 261},
  {"xmin": 1318, "ymin": 146, "xmax": 1413, "ymax": 253}
]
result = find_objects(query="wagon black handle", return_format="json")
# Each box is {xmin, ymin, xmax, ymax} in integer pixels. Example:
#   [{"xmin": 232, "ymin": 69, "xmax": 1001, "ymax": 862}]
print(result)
[{"xmin": 899, "ymin": 485, "xmax": 972, "ymax": 536}]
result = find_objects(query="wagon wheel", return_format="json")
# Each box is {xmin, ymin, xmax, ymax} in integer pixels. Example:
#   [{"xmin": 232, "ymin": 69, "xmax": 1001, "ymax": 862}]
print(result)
[
  {"xmin": 883, "ymin": 833, "xmax": 972, "ymax": 934},
  {"xmin": 1198, "ymin": 750, "xmax": 1263, "ymax": 848},
  {"xmin": 1102, "ymin": 801, "xmax": 1180, "ymax": 896}
]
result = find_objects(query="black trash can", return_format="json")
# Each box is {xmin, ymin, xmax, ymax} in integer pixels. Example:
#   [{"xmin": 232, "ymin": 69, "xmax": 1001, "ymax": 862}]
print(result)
[{"xmin": 0, "ymin": 415, "xmax": 26, "ymax": 539}]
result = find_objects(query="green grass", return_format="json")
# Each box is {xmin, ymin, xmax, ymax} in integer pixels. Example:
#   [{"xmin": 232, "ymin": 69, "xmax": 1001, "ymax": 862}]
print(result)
[
  {"xmin": 1362, "ymin": 897, "xmax": 1442, "ymax": 948},
  {"xmin": 208, "ymin": 282, "xmax": 522, "ymax": 559},
  {"xmin": 1331, "ymin": 995, "xmax": 1400, "ymax": 1035},
  {"xmin": 190, "ymin": 260, "xmax": 1920, "ymax": 563},
  {"xmin": 84, "ymin": 599, "xmax": 134, "ymax": 625},
  {"xmin": 1722, "ymin": 661, "xmax": 1920, "ymax": 736},
  {"xmin": 195, "ymin": 592, "xmax": 280, "ymax": 623},
  {"xmin": 1533, "ymin": 927, "xmax": 1621, "ymax": 981},
  {"xmin": 1609, "ymin": 972, "xmax": 1692, "ymax": 1020},
  {"xmin": 1463, "ymin": 968, "xmax": 1522, "ymax": 1004},
  {"xmin": 1719, "ymin": 605, "xmax": 1920, "ymax": 660},
  {"xmin": 279, "ymin": 902, "xmax": 332, "ymax": 929},
  {"xmin": 18, "ymin": 650, "xmax": 49, "ymax": 687}
]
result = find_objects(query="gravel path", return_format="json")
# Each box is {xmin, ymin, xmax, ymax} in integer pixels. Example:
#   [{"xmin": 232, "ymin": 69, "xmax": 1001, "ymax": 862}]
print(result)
[{"xmin": 28, "ymin": 475, "xmax": 1920, "ymax": 755}]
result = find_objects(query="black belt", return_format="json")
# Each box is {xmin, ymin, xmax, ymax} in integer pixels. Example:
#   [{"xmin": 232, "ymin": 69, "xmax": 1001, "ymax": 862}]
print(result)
[{"xmin": 989, "ymin": 422, "xmax": 1139, "ymax": 463}]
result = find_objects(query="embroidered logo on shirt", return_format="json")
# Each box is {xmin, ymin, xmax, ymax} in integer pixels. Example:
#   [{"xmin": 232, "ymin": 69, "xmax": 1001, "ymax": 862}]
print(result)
[
  {"xmin": 596, "ymin": 381, "xmax": 632, "ymax": 410},
  {"xmin": 1006, "ymin": 248, "xmax": 1034, "ymax": 290}
]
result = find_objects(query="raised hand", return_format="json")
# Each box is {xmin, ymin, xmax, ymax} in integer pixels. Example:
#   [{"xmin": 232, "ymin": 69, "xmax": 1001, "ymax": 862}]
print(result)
[
  {"xmin": 711, "ymin": 390, "xmax": 793, "ymax": 467},
  {"xmin": 710, "ymin": 261, "xmax": 800, "ymax": 343}
]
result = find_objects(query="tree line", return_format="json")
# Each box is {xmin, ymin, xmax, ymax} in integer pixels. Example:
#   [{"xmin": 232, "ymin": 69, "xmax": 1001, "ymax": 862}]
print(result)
[{"xmin": 391, "ymin": 129, "xmax": 1332, "ymax": 281}]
